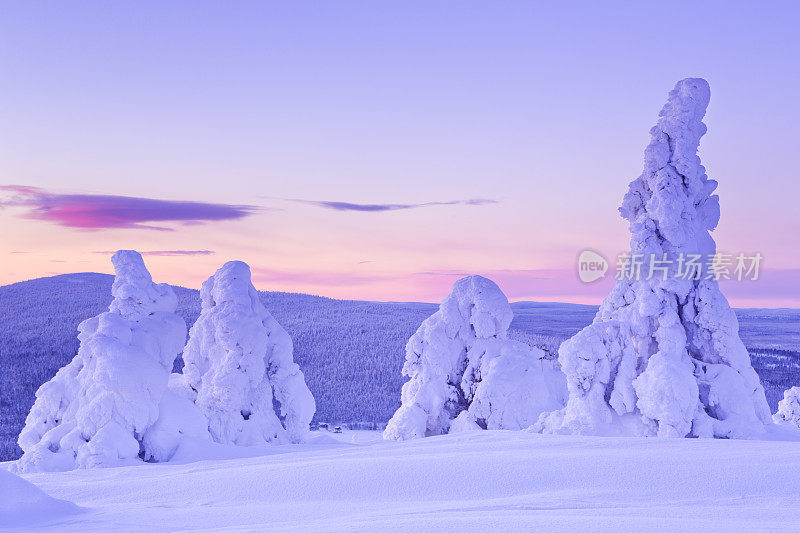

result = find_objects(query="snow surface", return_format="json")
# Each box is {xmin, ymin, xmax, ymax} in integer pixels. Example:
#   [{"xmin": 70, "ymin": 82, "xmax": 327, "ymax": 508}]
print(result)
[
  {"xmin": 537, "ymin": 78, "xmax": 771, "ymax": 438},
  {"xmin": 7, "ymin": 429, "xmax": 800, "ymax": 532},
  {"xmin": 384, "ymin": 275, "xmax": 566, "ymax": 439}
]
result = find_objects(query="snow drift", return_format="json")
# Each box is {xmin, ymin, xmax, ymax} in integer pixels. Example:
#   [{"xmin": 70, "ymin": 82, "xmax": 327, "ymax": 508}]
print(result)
[
  {"xmin": 176, "ymin": 261, "xmax": 316, "ymax": 445},
  {"xmin": 384, "ymin": 275, "xmax": 566, "ymax": 440},
  {"xmin": 535, "ymin": 78, "xmax": 772, "ymax": 438},
  {"xmin": 14, "ymin": 250, "xmax": 188, "ymax": 472},
  {"xmin": 0, "ymin": 469, "xmax": 81, "ymax": 528}
]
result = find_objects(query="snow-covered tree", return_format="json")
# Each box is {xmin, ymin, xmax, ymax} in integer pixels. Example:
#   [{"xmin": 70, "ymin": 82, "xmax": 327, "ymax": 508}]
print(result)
[
  {"xmin": 384, "ymin": 275, "xmax": 566, "ymax": 440},
  {"xmin": 773, "ymin": 387, "xmax": 800, "ymax": 428},
  {"xmin": 176, "ymin": 261, "xmax": 315, "ymax": 445},
  {"xmin": 141, "ymin": 373, "xmax": 212, "ymax": 463},
  {"xmin": 15, "ymin": 250, "xmax": 187, "ymax": 472},
  {"xmin": 535, "ymin": 78, "xmax": 771, "ymax": 438}
]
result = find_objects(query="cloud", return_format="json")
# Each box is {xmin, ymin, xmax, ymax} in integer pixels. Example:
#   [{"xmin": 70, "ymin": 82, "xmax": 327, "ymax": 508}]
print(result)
[
  {"xmin": 286, "ymin": 198, "xmax": 498, "ymax": 212},
  {"xmin": 93, "ymin": 250, "xmax": 216, "ymax": 256},
  {"xmin": 0, "ymin": 185, "xmax": 258, "ymax": 231}
]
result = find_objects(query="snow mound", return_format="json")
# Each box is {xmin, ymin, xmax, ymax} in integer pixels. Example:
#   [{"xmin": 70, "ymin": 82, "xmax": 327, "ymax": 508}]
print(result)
[
  {"xmin": 536, "ymin": 78, "xmax": 771, "ymax": 438},
  {"xmin": 179, "ymin": 261, "xmax": 316, "ymax": 445},
  {"xmin": 384, "ymin": 275, "xmax": 566, "ymax": 440},
  {"xmin": 14, "ymin": 251, "xmax": 187, "ymax": 472},
  {"xmin": 0, "ymin": 460, "xmax": 80, "ymax": 528},
  {"xmin": 773, "ymin": 387, "xmax": 800, "ymax": 427}
]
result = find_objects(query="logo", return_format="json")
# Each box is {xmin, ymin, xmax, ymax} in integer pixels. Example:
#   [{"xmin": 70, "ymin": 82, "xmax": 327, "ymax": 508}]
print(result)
[{"xmin": 578, "ymin": 250, "xmax": 608, "ymax": 283}]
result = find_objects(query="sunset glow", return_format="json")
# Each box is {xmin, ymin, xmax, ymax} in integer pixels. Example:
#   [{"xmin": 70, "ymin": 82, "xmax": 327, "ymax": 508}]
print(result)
[{"xmin": 2, "ymin": 2, "xmax": 798, "ymax": 307}]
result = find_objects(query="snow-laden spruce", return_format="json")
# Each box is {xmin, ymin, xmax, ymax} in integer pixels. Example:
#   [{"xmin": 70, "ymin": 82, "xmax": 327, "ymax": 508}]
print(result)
[
  {"xmin": 535, "ymin": 78, "xmax": 771, "ymax": 438},
  {"xmin": 15, "ymin": 251, "xmax": 189, "ymax": 472},
  {"xmin": 384, "ymin": 275, "xmax": 566, "ymax": 440},
  {"xmin": 773, "ymin": 387, "xmax": 800, "ymax": 428},
  {"xmin": 175, "ymin": 261, "xmax": 315, "ymax": 445}
]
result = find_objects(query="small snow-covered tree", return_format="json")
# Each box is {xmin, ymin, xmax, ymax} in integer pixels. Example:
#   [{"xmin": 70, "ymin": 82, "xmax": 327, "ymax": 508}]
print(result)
[
  {"xmin": 15, "ymin": 251, "xmax": 187, "ymax": 472},
  {"xmin": 177, "ymin": 261, "xmax": 315, "ymax": 445},
  {"xmin": 773, "ymin": 387, "xmax": 800, "ymax": 428},
  {"xmin": 535, "ymin": 78, "xmax": 771, "ymax": 438},
  {"xmin": 383, "ymin": 275, "xmax": 566, "ymax": 440}
]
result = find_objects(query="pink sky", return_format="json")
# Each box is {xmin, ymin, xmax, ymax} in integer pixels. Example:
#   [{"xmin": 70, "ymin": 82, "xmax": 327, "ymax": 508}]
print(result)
[
  {"xmin": 2, "ymin": 192, "xmax": 797, "ymax": 307},
  {"xmin": 1, "ymin": 3, "xmax": 798, "ymax": 307}
]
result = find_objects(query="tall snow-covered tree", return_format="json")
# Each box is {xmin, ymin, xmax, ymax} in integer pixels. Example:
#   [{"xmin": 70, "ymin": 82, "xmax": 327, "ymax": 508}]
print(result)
[
  {"xmin": 15, "ymin": 250, "xmax": 187, "ymax": 472},
  {"xmin": 177, "ymin": 261, "xmax": 315, "ymax": 445},
  {"xmin": 536, "ymin": 78, "xmax": 771, "ymax": 438},
  {"xmin": 384, "ymin": 275, "xmax": 566, "ymax": 440}
]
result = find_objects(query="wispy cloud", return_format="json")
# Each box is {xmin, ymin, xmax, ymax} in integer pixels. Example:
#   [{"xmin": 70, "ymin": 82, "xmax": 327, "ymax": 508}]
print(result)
[
  {"xmin": 0, "ymin": 185, "xmax": 258, "ymax": 231},
  {"xmin": 93, "ymin": 250, "xmax": 216, "ymax": 256},
  {"xmin": 286, "ymin": 198, "xmax": 498, "ymax": 212}
]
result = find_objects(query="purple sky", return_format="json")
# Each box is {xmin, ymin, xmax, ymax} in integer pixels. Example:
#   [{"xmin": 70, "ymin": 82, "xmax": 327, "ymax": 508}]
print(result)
[{"xmin": 1, "ymin": 2, "xmax": 798, "ymax": 306}]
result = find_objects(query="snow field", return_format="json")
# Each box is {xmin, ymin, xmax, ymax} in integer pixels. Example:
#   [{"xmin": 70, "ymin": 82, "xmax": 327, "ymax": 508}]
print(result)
[{"xmin": 8, "ymin": 429, "xmax": 800, "ymax": 532}]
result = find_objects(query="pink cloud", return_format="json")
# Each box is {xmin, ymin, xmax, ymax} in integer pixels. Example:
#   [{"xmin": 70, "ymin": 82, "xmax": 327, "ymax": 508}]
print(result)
[{"xmin": 0, "ymin": 185, "xmax": 258, "ymax": 231}]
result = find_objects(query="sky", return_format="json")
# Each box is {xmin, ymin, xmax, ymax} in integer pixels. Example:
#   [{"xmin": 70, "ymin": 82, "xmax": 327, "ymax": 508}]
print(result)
[{"xmin": 1, "ymin": 1, "xmax": 799, "ymax": 306}]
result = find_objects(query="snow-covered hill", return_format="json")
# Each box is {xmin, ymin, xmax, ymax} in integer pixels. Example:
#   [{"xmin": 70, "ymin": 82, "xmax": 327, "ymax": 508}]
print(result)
[
  {"xmin": 5, "ymin": 428, "xmax": 800, "ymax": 531},
  {"xmin": 1, "ymin": 273, "xmax": 799, "ymax": 460}
]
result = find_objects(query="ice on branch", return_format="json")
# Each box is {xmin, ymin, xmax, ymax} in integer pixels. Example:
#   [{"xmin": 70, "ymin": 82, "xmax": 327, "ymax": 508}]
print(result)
[
  {"xmin": 384, "ymin": 275, "xmax": 566, "ymax": 440},
  {"xmin": 15, "ymin": 250, "xmax": 188, "ymax": 472},
  {"xmin": 535, "ymin": 78, "xmax": 772, "ymax": 438},
  {"xmin": 177, "ymin": 261, "xmax": 315, "ymax": 445}
]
